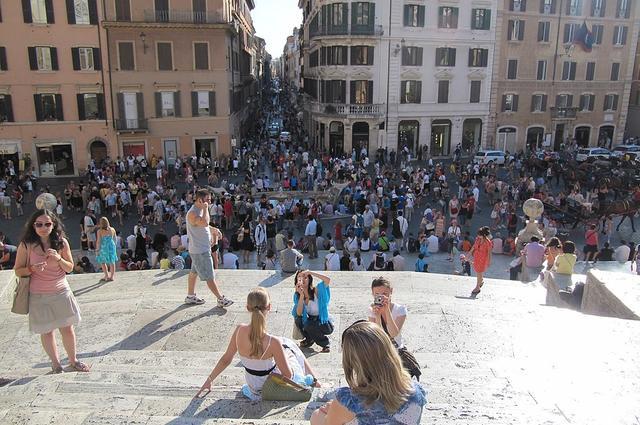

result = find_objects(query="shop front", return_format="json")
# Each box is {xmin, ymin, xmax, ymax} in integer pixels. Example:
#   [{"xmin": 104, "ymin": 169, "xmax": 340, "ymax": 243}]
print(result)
[
  {"xmin": 0, "ymin": 140, "xmax": 21, "ymax": 175},
  {"xmin": 35, "ymin": 142, "xmax": 75, "ymax": 176},
  {"xmin": 122, "ymin": 141, "xmax": 146, "ymax": 160}
]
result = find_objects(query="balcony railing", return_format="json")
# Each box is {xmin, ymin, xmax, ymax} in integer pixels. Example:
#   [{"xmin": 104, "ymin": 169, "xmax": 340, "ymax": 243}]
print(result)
[
  {"xmin": 116, "ymin": 119, "xmax": 148, "ymax": 131},
  {"xmin": 141, "ymin": 9, "xmax": 226, "ymax": 24},
  {"xmin": 550, "ymin": 107, "xmax": 579, "ymax": 119},
  {"xmin": 310, "ymin": 24, "xmax": 383, "ymax": 38},
  {"xmin": 309, "ymin": 102, "xmax": 384, "ymax": 116}
]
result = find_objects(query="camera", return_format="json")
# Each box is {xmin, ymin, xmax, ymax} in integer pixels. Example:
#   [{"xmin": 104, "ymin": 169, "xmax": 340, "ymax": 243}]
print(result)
[{"xmin": 374, "ymin": 294, "xmax": 384, "ymax": 306}]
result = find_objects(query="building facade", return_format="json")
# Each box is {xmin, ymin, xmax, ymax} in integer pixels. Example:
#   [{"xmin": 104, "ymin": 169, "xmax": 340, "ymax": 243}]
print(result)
[
  {"xmin": 627, "ymin": 31, "xmax": 640, "ymax": 138},
  {"xmin": 283, "ymin": 28, "xmax": 302, "ymax": 92},
  {"xmin": 102, "ymin": 0, "xmax": 258, "ymax": 167},
  {"xmin": 0, "ymin": 0, "xmax": 115, "ymax": 177},
  {"xmin": 489, "ymin": 0, "xmax": 640, "ymax": 152},
  {"xmin": 298, "ymin": 0, "xmax": 497, "ymax": 157}
]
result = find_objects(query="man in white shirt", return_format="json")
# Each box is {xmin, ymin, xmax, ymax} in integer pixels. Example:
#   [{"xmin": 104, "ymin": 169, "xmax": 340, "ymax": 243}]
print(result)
[
  {"xmin": 324, "ymin": 247, "xmax": 341, "ymax": 271},
  {"xmin": 304, "ymin": 217, "xmax": 318, "ymax": 259},
  {"xmin": 222, "ymin": 250, "xmax": 240, "ymax": 269},
  {"xmin": 392, "ymin": 211, "xmax": 409, "ymax": 251},
  {"xmin": 362, "ymin": 205, "xmax": 375, "ymax": 233},
  {"xmin": 126, "ymin": 233, "xmax": 137, "ymax": 251},
  {"xmin": 614, "ymin": 240, "xmax": 631, "ymax": 263},
  {"xmin": 391, "ymin": 250, "xmax": 406, "ymax": 271},
  {"xmin": 427, "ymin": 231, "xmax": 439, "ymax": 254}
]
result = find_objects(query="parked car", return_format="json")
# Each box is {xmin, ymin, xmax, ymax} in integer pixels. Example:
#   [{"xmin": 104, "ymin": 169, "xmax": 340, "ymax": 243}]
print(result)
[
  {"xmin": 575, "ymin": 147, "xmax": 611, "ymax": 162},
  {"xmin": 268, "ymin": 124, "xmax": 280, "ymax": 137},
  {"xmin": 279, "ymin": 131, "xmax": 291, "ymax": 142},
  {"xmin": 474, "ymin": 150, "xmax": 507, "ymax": 165},
  {"xmin": 611, "ymin": 145, "xmax": 640, "ymax": 158}
]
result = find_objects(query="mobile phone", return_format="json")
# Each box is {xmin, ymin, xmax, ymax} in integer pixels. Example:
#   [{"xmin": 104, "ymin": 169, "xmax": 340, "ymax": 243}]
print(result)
[{"xmin": 374, "ymin": 294, "xmax": 384, "ymax": 306}]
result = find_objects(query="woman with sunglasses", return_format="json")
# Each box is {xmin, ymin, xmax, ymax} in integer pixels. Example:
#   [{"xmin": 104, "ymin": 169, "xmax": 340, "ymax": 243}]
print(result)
[
  {"xmin": 311, "ymin": 321, "xmax": 426, "ymax": 424},
  {"xmin": 13, "ymin": 209, "xmax": 89, "ymax": 373},
  {"xmin": 293, "ymin": 270, "xmax": 333, "ymax": 353}
]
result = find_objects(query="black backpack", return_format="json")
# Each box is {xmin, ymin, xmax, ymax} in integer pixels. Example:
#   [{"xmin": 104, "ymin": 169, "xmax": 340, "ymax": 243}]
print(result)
[{"xmin": 407, "ymin": 237, "xmax": 417, "ymax": 253}]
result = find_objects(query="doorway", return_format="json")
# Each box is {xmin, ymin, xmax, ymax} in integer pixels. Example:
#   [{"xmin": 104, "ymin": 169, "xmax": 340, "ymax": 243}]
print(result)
[
  {"xmin": 89, "ymin": 140, "xmax": 107, "ymax": 167},
  {"xmin": 462, "ymin": 119, "xmax": 483, "ymax": 152},
  {"xmin": 497, "ymin": 127, "xmax": 517, "ymax": 152},
  {"xmin": 163, "ymin": 139, "xmax": 178, "ymax": 167},
  {"xmin": 430, "ymin": 120, "xmax": 451, "ymax": 156},
  {"xmin": 574, "ymin": 126, "xmax": 591, "ymax": 148},
  {"xmin": 195, "ymin": 138, "xmax": 216, "ymax": 160},
  {"xmin": 329, "ymin": 121, "xmax": 344, "ymax": 156},
  {"xmin": 553, "ymin": 123, "xmax": 565, "ymax": 151},
  {"xmin": 598, "ymin": 125, "xmax": 614, "ymax": 149},
  {"xmin": 352, "ymin": 122, "xmax": 370, "ymax": 159},
  {"xmin": 36, "ymin": 144, "xmax": 75, "ymax": 176},
  {"xmin": 398, "ymin": 120, "xmax": 420, "ymax": 156},
  {"xmin": 526, "ymin": 127, "xmax": 545, "ymax": 152}
]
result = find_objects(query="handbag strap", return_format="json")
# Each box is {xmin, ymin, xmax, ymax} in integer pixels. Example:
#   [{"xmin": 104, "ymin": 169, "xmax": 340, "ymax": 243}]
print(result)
[{"xmin": 379, "ymin": 316, "xmax": 399, "ymax": 349}]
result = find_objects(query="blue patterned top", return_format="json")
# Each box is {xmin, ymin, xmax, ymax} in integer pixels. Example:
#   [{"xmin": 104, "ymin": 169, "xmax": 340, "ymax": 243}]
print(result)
[
  {"xmin": 335, "ymin": 381, "xmax": 427, "ymax": 425},
  {"xmin": 291, "ymin": 281, "xmax": 330, "ymax": 325}
]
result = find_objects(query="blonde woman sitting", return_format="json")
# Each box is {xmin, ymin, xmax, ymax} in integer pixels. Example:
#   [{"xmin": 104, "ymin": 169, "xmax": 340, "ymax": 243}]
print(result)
[
  {"xmin": 311, "ymin": 320, "xmax": 426, "ymax": 424},
  {"xmin": 197, "ymin": 287, "xmax": 320, "ymax": 401}
]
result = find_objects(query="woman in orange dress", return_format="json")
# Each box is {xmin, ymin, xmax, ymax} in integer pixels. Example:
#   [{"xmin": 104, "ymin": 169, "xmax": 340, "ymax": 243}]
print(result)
[{"xmin": 469, "ymin": 226, "xmax": 493, "ymax": 295}]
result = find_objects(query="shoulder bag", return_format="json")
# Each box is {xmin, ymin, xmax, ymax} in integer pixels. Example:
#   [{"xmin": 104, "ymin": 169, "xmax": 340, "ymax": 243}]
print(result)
[
  {"xmin": 261, "ymin": 372, "xmax": 312, "ymax": 402},
  {"xmin": 11, "ymin": 243, "xmax": 30, "ymax": 315},
  {"xmin": 381, "ymin": 317, "xmax": 421, "ymax": 380}
]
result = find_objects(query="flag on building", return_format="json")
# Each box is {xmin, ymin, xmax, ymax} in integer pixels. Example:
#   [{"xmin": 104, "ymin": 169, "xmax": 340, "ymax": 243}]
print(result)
[{"xmin": 573, "ymin": 21, "xmax": 594, "ymax": 53}]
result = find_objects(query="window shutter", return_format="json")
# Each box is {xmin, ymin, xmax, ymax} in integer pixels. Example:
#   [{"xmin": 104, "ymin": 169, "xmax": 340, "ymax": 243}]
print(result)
[
  {"xmin": 369, "ymin": 3, "xmax": 375, "ymax": 27},
  {"xmin": 34, "ymin": 94, "xmax": 43, "ymax": 121},
  {"xmin": 508, "ymin": 20, "xmax": 514, "ymax": 39},
  {"xmin": 416, "ymin": 81, "xmax": 422, "ymax": 103},
  {"xmin": 551, "ymin": 0, "xmax": 557, "ymax": 13},
  {"xmin": 418, "ymin": 6, "xmax": 425, "ymax": 26},
  {"xmin": 71, "ymin": 48, "xmax": 80, "ymax": 70},
  {"xmin": 96, "ymin": 93, "xmax": 105, "ymax": 119},
  {"xmin": 542, "ymin": 94, "xmax": 548, "ymax": 111},
  {"xmin": 155, "ymin": 92, "xmax": 162, "ymax": 117},
  {"xmin": 77, "ymin": 94, "xmax": 86, "ymax": 120},
  {"xmin": 590, "ymin": 94, "xmax": 595, "ymax": 110},
  {"xmin": 556, "ymin": 94, "xmax": 561, "ymax": 106},
  {"xmin": 28, "ymin": 47, "xmax": 38, "ymax": 70},
  {"xmin": 501, "ymin": 95, "xmax": 507, "ymax": 111},
  {"xmin": 0, "ymin": 47, "xmax": 7, "ymax": 70},
  {"xmin": 570, "ymin": 62, "xmax": 576, "ymax": 80},
  {"xmin": 579, "ymin": 94, "xmax": 585, "ymax": 110},
  {"xmin": 55, "ymin": 94, "xmax": 64, "ymax": 120},
  {"xmin": 136, "ymin": 92, "xmax": 144, "ymax": 120},
  {"xmin": 530, "ymin": 95, "xmax": 536, "ymax": 112},
  {"xmin": 367, "ymin": 46, "xmax": 374, "ymax": 65},
  {"xmin": 45, "ymin": 0, "xmax": 55, "ymax": 23},
  {"xmin": 65, "ymin": 0, "xmax": 76, "ymax": 24},
  {"xmin": 522, "ymin": 0, "xmax": 528, "ymax": 11},
  {"xmin": 567, "ymin": 94, "xmax": 574, "ymax": 107},
  {"xmin": 342, "ymin": 3, "xmax": 348, "ymax": 29},
  {"xmin": 22, "ymin": 0, "xmax": 32, "ymax": 23},
  {"xmin": 513, "ymin": 95, "xmax": 519, "ymax": 111},
  {"xmin": 174, "ymin": 91, "xmax": 181, "ymax": 117},
  {"xmin": 89, "ymin": 0, "xmax": 98, "ymax": 24},
  {"xmin": 4, "ymin": 95, "xmax": 14, "ymax": 121},
  {"xmin": 518, "ymin": 21, "xmax": 525, "ymax": 40},
  {"xmin": 484, "ymin": 9, "xmax": 491, "ymax": 29},
  {"xmin": 191, "ymin": 91, "xmax": 198, "ymax": 116},
  {"xmin": 468, "ymin": 49, "xmax": 473, "ymax": 66},
  {"xmin": 367, "ymin": 81, "xmax": 373, "ymax": 103},
  {"xmin": 509, "ymin": 0, "xmax": 515, "ymax": 11},
  {"xmin": 622, "ymin": 26, "xmax": 628, "ymax": 44},
  {"xmin": 625, "ymin": 0, "xmax": 631, "ymax": 18},
  {"xmin": 417, "ymin": 48, "xmax": 423, "ymax": 66},
  {"xmin": 563, "ymin": 24, "xmax": 570, "ymax": 43},
  {"xmin": 50, "ymin": 47, "xmax": 59, "ymax": 70},
  {"xmin": 538, "ymin": 22, "xmax": 544, "ymax": 41},
  {"xmin": 350, "ymin": 81, "xmax": 356, "ymax": 104},
  {"xmin": 117, "ymin": 93, "xmax": 125, "ymax": 121},
  {"xmin": 613, "ymin": 94, "xmax": 619, "ymax": 110},
  {"xmin": 403, "ymin": 5, "xmax": 410, "ymax": 26},
  {"xmin": 450, "ymin": 49, "xmax": 456, "ymax": 66},
  {"xmin": 93, "ymin": 48, "xmax": 101, "ymax": 70},
  {"xmin": 209, "ymin": 91, "xmax": 216, "ymax": 116},
  {"xmin": 482, "ymin": 49, "xmax": 488, "ymax": 66},
  {"xmin": 351, "ymin": 2, "xmax": 357, "ymax": 28}
]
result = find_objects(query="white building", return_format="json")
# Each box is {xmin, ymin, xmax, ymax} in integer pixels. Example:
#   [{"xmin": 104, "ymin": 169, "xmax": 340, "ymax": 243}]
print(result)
[{"xmin": 298, "ymin": 0, "xmax": 497, "ymax": 157}]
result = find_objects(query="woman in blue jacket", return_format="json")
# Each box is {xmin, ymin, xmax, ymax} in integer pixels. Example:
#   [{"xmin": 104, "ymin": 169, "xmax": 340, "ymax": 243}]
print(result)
[{"xmin": 292, "ymin": 270, "xmax": 333, "ymax": 352}]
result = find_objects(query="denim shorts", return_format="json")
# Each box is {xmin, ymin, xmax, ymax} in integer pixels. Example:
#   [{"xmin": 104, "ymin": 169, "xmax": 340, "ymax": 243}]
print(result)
[{"xmin": 190, "ymin": 252, "xmax": 215, "ymax": 281}]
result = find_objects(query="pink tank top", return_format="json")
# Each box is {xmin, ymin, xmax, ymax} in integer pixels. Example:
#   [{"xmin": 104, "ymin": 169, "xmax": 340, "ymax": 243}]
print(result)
[{"xmin": 28, "ymin": 247, "xmax": 68, "ymax": 294}]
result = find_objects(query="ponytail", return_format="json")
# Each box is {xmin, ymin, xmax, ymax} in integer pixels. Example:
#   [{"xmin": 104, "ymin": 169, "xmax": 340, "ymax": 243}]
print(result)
[{"xmin": 249, "ymin": 307, "xmax": 266, "ymax": 357}]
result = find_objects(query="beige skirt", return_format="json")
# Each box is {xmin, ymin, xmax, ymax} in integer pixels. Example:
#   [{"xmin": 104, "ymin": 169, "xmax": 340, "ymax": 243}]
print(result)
[{"xmin": 29, "ymin": 289, "xmax": 81, "ymax": 334}]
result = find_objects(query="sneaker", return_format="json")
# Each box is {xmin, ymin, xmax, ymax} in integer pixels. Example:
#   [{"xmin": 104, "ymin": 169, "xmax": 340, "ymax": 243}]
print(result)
[
  {"xmin": 217, "ymin": 296, "xmax": 234, "ymax": 308},
  {"xmin": 185, "ymin": 294, "xmax": 205, "ymax": 305}
]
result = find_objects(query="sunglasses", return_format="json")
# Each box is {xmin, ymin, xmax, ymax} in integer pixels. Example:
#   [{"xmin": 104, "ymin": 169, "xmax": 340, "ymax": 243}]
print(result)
[
  {"xmin": 34, "ymin": 222, "xmax": 53, "ymax": 228},
  {"xmin": 341, "ymin": 319, "xmax": 368, "ymax": 344}
]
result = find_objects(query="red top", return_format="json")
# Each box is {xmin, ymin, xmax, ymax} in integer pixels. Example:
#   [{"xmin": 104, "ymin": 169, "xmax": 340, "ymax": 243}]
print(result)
[{"xmin": 585, "ymin": 229, "xmax": 598, "ymax": 246}]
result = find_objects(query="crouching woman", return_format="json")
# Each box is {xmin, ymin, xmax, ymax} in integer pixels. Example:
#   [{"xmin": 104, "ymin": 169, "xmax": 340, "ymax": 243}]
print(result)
[
  {"xmin": 311, "ymin": 321, "xmax": 426, "ymax": 424},
  {"xmin": 292, "ymin": 270, "xmax": 333, "ymax": 353}
]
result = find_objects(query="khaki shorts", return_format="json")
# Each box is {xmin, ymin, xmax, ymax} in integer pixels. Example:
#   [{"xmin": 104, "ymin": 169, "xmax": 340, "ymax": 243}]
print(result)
[{"xmin": 190, "ymin": 252, "xmax": 215, "ymax": 281}]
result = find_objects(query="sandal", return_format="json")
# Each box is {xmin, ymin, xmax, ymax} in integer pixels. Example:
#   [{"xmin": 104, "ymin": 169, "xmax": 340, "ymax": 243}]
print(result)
[
  {"xmin": 321, "ymin": 346, "xmax": 331, "ymax": 353},
  {"xmin": 479, "ymin": 280, "xmax": 484, "ymax": 288},
  {"xmin": 51, "ymin": 365, "xmax": 64, "ymax": 374},
  {"xmin": 70, "ymin": 361, "xmax": 90, "ymax": 372},
  {"xmin": 471, "ymin": 288, "xmax": 481, "ymax": 295},
  {"xmin": 299, "ymin": 339, "xmax": 313, "ymax": 348}
]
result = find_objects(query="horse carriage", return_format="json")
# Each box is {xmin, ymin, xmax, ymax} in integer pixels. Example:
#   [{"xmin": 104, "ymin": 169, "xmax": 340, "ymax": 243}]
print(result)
[
  {"xmin": 562, "ymin": 158, "xmax": 640, "ymax": 192},
  {"xmin": 543, "ymin": 197, "xmax": 640, "ymax": 231}
]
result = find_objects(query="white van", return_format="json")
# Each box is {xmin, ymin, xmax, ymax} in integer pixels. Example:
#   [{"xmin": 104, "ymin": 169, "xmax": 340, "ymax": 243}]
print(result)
[{"xmin": 473, "ymin": 150, "xmax": 507, "ymax": 165}]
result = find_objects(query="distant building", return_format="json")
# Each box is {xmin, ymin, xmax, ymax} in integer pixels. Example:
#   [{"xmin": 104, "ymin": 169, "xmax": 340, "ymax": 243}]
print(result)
[
  {"xmin": 489, "ymin": 0, "xmax": 640, "ymax": 152},
  {"xmin": 298, "ymin": 0, "xmax": 497, "ymax": 157}
]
